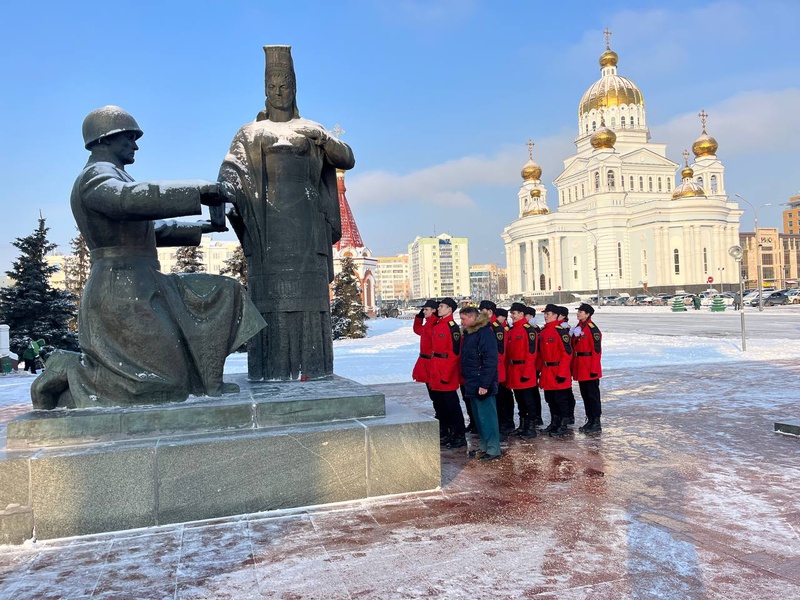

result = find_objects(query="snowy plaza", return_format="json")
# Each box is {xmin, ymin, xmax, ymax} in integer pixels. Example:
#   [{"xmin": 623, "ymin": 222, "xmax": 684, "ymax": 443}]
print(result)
[{"xmin": 1, "ymin": 305, "xmax": 798, "ymax": 599}]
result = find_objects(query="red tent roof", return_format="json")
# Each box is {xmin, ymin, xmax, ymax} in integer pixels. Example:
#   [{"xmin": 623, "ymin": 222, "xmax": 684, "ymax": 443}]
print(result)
[{"xmin": 334, "ymin": 170, "xmax": 364, "ymax": 250}]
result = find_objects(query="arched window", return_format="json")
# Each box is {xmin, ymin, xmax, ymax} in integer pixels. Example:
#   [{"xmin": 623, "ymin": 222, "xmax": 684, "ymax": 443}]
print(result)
[
  {"xmin": 674, "ymin": 249, "xmax": 680, "ymax": 275},
  {"xmin": 621, "ymin": 176, "xmax": 625, "ymax": 190},
  {"xmin": 658, "ymin": 177, "xmax": 663, "ymax": 192},
  {"xmin": 581, "ymin": 183, "xmax": 585, "ymax": 198},
  {"xmin": 594, "ymin": 172, "xmax": 600, "ymax": 190},
  {"xmin": 711, "ymin": 175, "xmax": 718, "ymax": 192},
  {"xmin": 697, "ymin": 176, "xmax": 704, "ymax": 188},
  {"xmin": 667, "ymin": 178, "xmax": 672, "ymax": 192},
  {"xmin": 568, "ymin": 188, "xmax": 572, "ymax": 202},
  {"xmin": 592, "ymin": 121, "xmax": 597, "ymax": 131},
  {"xmin": 639, "ymin": 176, "xmax": 644, "ymax": 191},
  {"xmin": 585, "ymin": 123, "xmax": 589, "ymax": 134},
  {"xmin": 607, "ymin": 170, "xmax": 615, "ymax": 190},
  {"xmin": 610, "ymin": 117, "xmax": 616, "ymax": 128},
  {"xmin": 630, "ymin": 176, "xmax": 634, "ymax": 190},
  {"xmin": 540, "ymin": 274, "xmax": 546, "ymax": 290},
  {"xmin": 621, "ymin": 116, "xmax": 626, "ymax": 128},
  {"xmin": 648, "ymin": 177, "xmax": 654, "ymax": 192}
]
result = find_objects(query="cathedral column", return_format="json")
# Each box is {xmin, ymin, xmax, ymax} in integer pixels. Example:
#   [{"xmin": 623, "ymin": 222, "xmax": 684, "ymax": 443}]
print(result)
[
  {"xmin": 528, "ymin": 240, "xmax": 536, "ymax": 292},
  {"xmin": 552, "ymin": 235, "xmax": 562, "ymax": 292}
]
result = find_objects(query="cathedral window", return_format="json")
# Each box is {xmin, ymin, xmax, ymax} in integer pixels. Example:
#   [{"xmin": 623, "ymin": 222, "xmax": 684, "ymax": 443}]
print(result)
[
  {"xmin": 674, "ymin": 249, "xmax": 680, "ymax": 275},
  {"xmin": 658, "ymin": 177, "xmax": 663, "ymax": 192},
  {"xmin": 581, "ymin": 184, "xmax": 585, "ymax": 198},
  {"xmin": 639, "ymin": 177, "xmax": 644, "ymax": 191},
  {"xmin": 642, "ymin": 251, "xmax": 648, "ymax": 278},
  {"xmin": 568, "ymin": 188, "xmax": 572, "ymax": 202},
  {"xmin": 586, "ymin": 123, "xmax": 589, "ymax": 134},
  {"xmin": 667, "ymin": 178, "xmax": 672, "ymax": 192},
  {"xmin": 621, "ymin": 116, "xmax": 626, "ymax": 127},
  {"xmin": 618, "ymin": 242, "xmax": 623, "ymax": 277},
  {"xmin": 610, "ymin": 117, "xmax": 616, "ymax": 128},
  {"xmin": 594, "ymin": 172, "xmax": 600, "ymax": 191},
  {"xmin": 697, "ymin": 176, "xmax": 704, "ymax": 188},
  {"xmin": 607, "ymin": 170, "xmax": 615, "ymax": 190},
  {"xmin": 703, "ymin": 248, "xmax": 708, "ymax": 274},
  {"xmin": 648, "ymin": 177, "xmax": 653, "ymax": 192},
  {"xmin": 592, "ymin": 121, "xmax": 597, "ymax": 131},
  {"xmin": 630, "ymin": 176, "xmax": 634, "ymax": 190},
  {"xmin": 711, "ymin": 175, "xmax": 718, "ymax": 192}
]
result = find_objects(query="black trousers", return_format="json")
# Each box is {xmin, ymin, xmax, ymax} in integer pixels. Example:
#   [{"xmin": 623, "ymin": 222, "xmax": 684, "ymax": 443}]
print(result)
[
  {"xmin": 427, "ymin": 383, "xmax": 445, "ymax": 430},
  {"xmin": 511, "ymin": 387, "xmax": 541, "ymax": 421},
  {"xmin": 496, "ymin": 384, "xmax": 515, "ymax": 425},
  {"xmin": 543, "ymin": 388, "xmax": 572, "ymax": 421},
  {"xmin": 432, "ymin": 389, "xmax": 465, "ymax": 438},
  {"xmin": 578, "ymin": 379, "xmax": 602, "ymax": 419}
]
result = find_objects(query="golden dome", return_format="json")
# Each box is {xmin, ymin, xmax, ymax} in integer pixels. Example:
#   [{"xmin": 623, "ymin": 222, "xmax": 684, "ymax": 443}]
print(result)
[
  {"xmin": 692, "ymin": 132, "xmax": 718, "ymax": 157},
  {"xmin": 681, "ymin": 165, "xmax": 694, "ymax": 179},
  {"xmin": 521, "ymin": 158, "xmax": 542, "ymax": 181},
  {"xmin": 530, "ymin": 188, "xmax": 541, "ymax": 198},
  {"xmin": 672, "ymin": 180, "xmax": 706, "ymax": 199},
  {"xmin": 579, "ymin": 48, "xmax": 644, "ymax": 116},
  {"xmin": 599, "ymin": 49, "xmax": 618, "ymax": 67},
  {"xmin": 523, "ymin": 207, "xmax": 550, "ymax": 216},
  {"xmin": 590, "ymin": 126, "xmax": 616, "ymax": 149}
]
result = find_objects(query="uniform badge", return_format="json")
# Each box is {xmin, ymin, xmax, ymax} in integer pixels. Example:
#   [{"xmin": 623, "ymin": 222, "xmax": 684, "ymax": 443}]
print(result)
[
  {"xmin": 496, "ymin": 332, "xmax": 503, "ymax": 340},
  {"xmin": 453, "ymin": 332, "xmax": 460, "ymax": 340},
  {"xmin": 529, "ymin": 332, "xmax": 535, "ymax": 341},
  {"xmin": 561, "ymin": 334, "xmax": 570, "ymax": 343},
  {"xmin": 594, "ymin": 333, "xmax": 601, "ymax": 340}
]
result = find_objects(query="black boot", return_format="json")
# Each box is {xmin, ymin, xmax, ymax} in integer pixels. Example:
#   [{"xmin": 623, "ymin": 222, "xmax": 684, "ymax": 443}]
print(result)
[
  {"xmin": 578, "ymin": 419, "xmax": 590, "ymax": 433},
  {"xmin": 519, "ymin": 418, "xmax": 538, "ymax": 438},
  {"xmin": 446, "ymin": 436, "xmax": 467, "ymax": 449},
  {"xmin": 499, "ymin": 420, "xmax": 515, "ymax": 435},
  {"xmin": 543, "ymin": 417, "xmax": 559, "ymax": 434},
  {"xmin": 549, "ymin": 417, "xmax": 569, "ymax": 437},
  {"xmin": 582, "ymin": 418, "xmax": 602, "ymax": 433},
  {"xmin": 511, "ymin": 417, "xmax": 528, "ymax": 436}
]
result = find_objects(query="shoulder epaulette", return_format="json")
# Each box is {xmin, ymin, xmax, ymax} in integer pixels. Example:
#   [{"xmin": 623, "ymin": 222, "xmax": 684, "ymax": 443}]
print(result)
[{"xmin": 522, "ymin": 323, "xmax": 531, "ymax": 329}]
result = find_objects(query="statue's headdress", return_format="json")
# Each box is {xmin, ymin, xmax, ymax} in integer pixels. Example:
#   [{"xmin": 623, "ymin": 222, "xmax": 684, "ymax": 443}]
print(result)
[{"xmin": 258, "ymin": 45, "xmax": 299, "ymax": 120}]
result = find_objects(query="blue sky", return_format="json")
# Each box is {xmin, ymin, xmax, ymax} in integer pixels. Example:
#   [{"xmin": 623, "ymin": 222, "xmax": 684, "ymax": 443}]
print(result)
[{"xmin": 2, "ymin": 0, "xmax": 799, "ymax": 272}]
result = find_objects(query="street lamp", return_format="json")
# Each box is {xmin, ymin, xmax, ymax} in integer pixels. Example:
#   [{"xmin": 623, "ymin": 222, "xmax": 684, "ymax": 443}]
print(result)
[
  {"xmin": 584, "ymin": 226, "xmax": 603, "ymax": 308},
  {"xmin": 717, "ymin": 267, "xmax": 725, "ymax": 293},
  {"xmin": 735, "ymin": 194, "xmax": 772, "ymax": 312}
]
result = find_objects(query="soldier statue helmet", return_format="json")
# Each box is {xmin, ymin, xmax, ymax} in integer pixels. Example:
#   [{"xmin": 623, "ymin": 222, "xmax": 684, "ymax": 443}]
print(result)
[{"xmin": 81, "ymin": 105, "xmax": 144, "ymax": 149}]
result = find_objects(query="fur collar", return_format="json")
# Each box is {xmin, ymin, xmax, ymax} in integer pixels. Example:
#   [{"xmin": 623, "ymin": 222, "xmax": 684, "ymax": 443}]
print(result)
[{"xmin": 463, "ymin": 311, "xmax": 491, "ymax": 334}]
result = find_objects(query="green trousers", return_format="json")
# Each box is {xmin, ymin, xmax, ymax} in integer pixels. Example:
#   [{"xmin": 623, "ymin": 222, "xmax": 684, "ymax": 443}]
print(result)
[{"xmin": 469, "ymin": 395, "xmax": 501, "ymax": 456}]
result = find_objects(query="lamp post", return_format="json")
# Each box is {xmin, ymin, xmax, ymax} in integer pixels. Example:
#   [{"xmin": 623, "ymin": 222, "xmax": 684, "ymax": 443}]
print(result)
[
  {"xmin": 605, "ymin": 274, "xmax": 614, "ymax": 301},
  {"xmin": 729, "ymin": 245, "xmax": 746, "ymax": 351},
  {"xmin": 735, "ymin": 194, "xmax": 771, "ymax": 312},
  {"xmin": 585, "ymin": 226, "xmax": 603, "ymax": 308},
  {"xmin": 717, "ymin": 267, "xmax": 725, "ymax": 293}
]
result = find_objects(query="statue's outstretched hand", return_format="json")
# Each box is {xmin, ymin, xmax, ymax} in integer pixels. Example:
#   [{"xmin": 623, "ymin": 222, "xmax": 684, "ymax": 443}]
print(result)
[
  {"xmin": 199, "ymin": 183, "xmax": 226, "ymax": 206},
  {"xmin": 198, "ymin": 220, "xmax": 228, "ymax": 234}
]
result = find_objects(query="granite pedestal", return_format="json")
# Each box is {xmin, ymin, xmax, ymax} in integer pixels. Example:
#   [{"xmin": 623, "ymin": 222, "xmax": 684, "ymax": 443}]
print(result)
[{"xmin": 0, "ymin": 375, "xmax": 440, "ymax": 542}]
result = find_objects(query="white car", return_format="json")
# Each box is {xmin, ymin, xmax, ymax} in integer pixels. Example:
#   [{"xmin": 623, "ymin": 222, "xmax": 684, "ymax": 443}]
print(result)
[{"xmin": 700, "ymin": 293, "xmax": 735, "ymax": 307}]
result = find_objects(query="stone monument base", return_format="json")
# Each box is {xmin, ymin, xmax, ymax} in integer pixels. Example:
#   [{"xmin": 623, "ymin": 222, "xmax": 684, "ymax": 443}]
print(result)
[{"xmin": 0, "ymin": 376, "xmax": 440, "ymax": 543}]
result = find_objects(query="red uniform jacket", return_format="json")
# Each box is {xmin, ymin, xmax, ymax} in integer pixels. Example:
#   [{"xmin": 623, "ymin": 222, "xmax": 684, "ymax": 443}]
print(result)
[
  {"xmin": 536, "ymin": 320, "xmax": 573, "ymax": 390},
  {"xmin": 571, "ymin": 319, "xmax": 602, "ymax": 381},
  {"xmin": 412, "ymin": 314, "xmax": 438, "ymax": 383},
  {"xmin": 505, "ymin": 319, "xmax": 538, "ymax": 389},
  {"xmin": 429, "ymin": 316, "xmax": 462, "ymax": 391},
  {"xmin": 489, "ymin": 317, "xmax": 507, "ymax": 384}
]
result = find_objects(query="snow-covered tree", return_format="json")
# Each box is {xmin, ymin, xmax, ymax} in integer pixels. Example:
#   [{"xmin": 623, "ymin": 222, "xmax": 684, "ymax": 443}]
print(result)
[
  {"xmin": 171, "ymin": 246, "xmax": 206, "ymax": 273},
  {"xmin": 219, "ymin": 244, "xmax": 247, "ymax": 288},
  {"xmin": 0, "ymin": 216, "xmax": 79, "ymax": 353},
  {"xmin": 330, "ymin": 256, "xmax": 367, "ymax": 340}
]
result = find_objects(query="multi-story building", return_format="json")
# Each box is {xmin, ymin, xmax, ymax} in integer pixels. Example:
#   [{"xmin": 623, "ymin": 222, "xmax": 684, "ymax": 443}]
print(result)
[
  {"xmin": 469, "ymin": 263, "xmax": 505, "ymax": 303},
  {"xmin": 740, "ymin": 228, "xmax": 800, "ymax": 289},
  {"xmin": 783, "ymin": 194, "xmax": 800, "ymax": 235},
  {"xmin": 47, "ymin": 237, "xmax": 242, "ymax": 288},
  {"xmin": 375, "ymin": 254, "xmax": 410, "ymax": 303},
  {"xmin": 502, "ymin": 33, "xmax": 742, "ymax": 298},
  {"xmin": 408, "ymin": 233, "xmax": 470, "ymax": 301}
]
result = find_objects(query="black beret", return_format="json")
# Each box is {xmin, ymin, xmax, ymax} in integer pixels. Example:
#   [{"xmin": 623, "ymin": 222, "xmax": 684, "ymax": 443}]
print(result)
[
  {"xmin": 418, "ymin": 299, "xmax": 438, "ymax": 309},
  {"xmin": 439, "ymin": 297, "xmax": 458, "ymax": 311},
  {"xmin": 524, "ymin": 306, "xmax": 537, "ymax": 317},
  {"xmin": 495, "ymin": 307, "xmax": 508, "ymax": 318},
  {"xmin": 509, "ymin": 302, "xmax": 527, "ymax": 313},
  {"xmin": 543, "ymin": 304, "xmax": 559, "ymax": 314},
  {"xmin": 577, "ymin": 302, "xmax": 595, "ymax": 315},
  {"xmin": 557, "ymin": 306, "xmax": 569, "ymax": 318},
  {"xmin": 478, "ymin": 300, "xmax": 497, "ymax": 311}
]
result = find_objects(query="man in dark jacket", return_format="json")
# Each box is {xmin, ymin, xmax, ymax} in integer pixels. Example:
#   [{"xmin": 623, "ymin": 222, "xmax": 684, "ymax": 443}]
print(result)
[{"xmin": 458, "ymin": 306, "xmax": 501, "ymax": 460}]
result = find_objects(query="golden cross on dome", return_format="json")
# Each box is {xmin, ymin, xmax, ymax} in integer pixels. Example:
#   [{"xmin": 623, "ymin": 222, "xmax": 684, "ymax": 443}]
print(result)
[
  {"xmin": 682, "ymin": 149, "xmax": 690, "ymax": 165},
  {"xmin": 331, "ymin": 124, "xmax": 345, "ymax": 139},
  {"xmin": 698, "ymin": 109, "xmax": 708, "ymax": 133},
  {"xmin": 603, "ymin": 27, "xmax": 613, "ymax": 49},
  {"xmin": 526, "ymin": 139, "xmax": 534, "ymax": 160}
]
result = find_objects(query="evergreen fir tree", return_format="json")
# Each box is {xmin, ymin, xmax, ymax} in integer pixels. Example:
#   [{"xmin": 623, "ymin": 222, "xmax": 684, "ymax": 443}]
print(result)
[
  {"xmin": 219, "ymin": 244, "xmax": 247, "ymax": 288},
  {"xmin": 63, "ymin": 229, "xmax": 90, "ymax": 296},
  {"xmin": 330, "ymin": 256, "xmax": 367, "ymax": 340},
  {"xmin": 0, "ymin": 216, "xmax": 79, "ymax": 353},
  {"xmin": 171, "ymin": 246, "xmax": 206, "ymax": 273}
]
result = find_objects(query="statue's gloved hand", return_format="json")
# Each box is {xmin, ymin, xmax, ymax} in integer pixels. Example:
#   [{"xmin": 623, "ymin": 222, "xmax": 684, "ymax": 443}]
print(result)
[
  {"xmin": 298, "ymin": 127, "xmax": 330, "ymax": 146},
  {"xmin": 199, "ymin": 183, "xmax": 226, "ymax": 206},
  {"xmin": 217, "ymin": 181, "xmax": 238, "ymax": 205},
  {"xmin": 197, "ymin": 220, "xmax": 228, "ymax": 234}
]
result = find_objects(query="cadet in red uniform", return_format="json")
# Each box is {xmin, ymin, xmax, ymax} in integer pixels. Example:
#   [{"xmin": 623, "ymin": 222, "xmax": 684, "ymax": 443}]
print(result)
[
  {"xmin": 505, "ymin": 302, "xmax": 539, "ymax": 438},
  {"xmin": 536, "ymin": 304, "xmax": 573, "ymax": 437},
  {"xmin": 413, "ymin": 299, "xmax": 444, "ymax": 436},
  {"xmin": 430, "ymin": 297, "xmax": 466, "ymax": 448},
  {"xmin": 571, "ymin": 302, "xmax": 603, "ymax": 433}
]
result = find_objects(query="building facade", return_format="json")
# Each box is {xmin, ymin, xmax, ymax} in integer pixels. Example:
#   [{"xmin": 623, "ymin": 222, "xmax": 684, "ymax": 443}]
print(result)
[
  {"xmin": 469, "ymin": 263, "xmax": 506, "ymax": 302},
  {"xmin": 740, "ymin": 228, "xmax": 800, "ymax": 289},
  {"xmin": 502, "ymin": 35, "xmax": 742, "ymax": 298},
  {"xmin": 408, "ymin": 233, "xmax": 470, "ymax": 301},
  {"xmin": 783, "ymin": 194, "xmax": 800, "ymax": 235},
  {"xmin": 375, "ymin": 254, "xmax": 410, "ymax": 303}
]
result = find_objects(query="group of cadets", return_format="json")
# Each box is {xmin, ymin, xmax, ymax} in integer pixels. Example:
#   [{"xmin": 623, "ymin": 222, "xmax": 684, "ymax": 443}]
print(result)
[{"xmin": 413, "ymin": 298, "xmax": 603, "ymax": 460}]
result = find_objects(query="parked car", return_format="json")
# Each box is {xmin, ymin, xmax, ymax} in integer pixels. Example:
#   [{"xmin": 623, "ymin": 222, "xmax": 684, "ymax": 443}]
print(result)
[
  {"xmin": 631, "ymin": 294, "xmax": 655, "ymax": 305},
  {"xmin": 787, "ymin": 289, "xmax": 800, "ymax": 304},
  {"xmin": 750, "ymin": 291, "xmax": 790, "ymax": 306},
  {"xmin": 700, "ymin": 293, "xmax": 735, "ymax": 307}
]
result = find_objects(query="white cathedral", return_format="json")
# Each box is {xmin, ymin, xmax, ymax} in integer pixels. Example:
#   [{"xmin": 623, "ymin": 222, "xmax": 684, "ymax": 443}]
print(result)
[{"xmin": 502, "ymin": 34, "xmax": 742, "ymax": 298}]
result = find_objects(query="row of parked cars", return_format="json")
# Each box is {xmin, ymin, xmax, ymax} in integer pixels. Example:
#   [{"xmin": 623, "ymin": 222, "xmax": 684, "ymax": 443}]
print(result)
[{"xmin": 587, "ymin": 289, "xmax": 800, "ymax": 307}]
